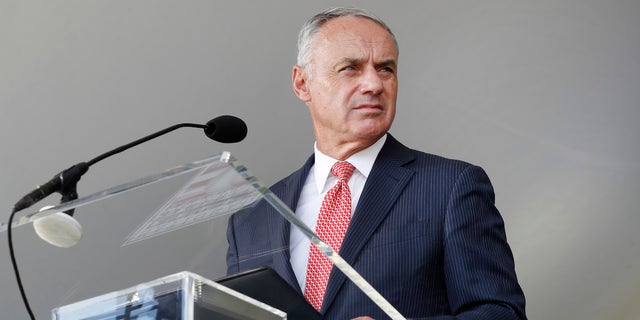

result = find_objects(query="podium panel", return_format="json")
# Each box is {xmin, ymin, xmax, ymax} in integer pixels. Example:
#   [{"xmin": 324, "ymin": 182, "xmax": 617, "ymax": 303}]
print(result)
[{"xmin": 52, "ymin": 271, "xmax": 286, "ymax": 320}]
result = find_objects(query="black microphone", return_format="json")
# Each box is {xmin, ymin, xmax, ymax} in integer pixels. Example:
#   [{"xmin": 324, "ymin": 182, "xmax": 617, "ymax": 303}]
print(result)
[
  {"xmin": 12, "ymin": 115, "xmax": 247, "ymax": 213},
  {"xmin": 204, "ymin": 115, "xmax": 248, "ymax": 143},
  {"xmin": 7, "ymin": 115, "xmax": 247, "ymax": 319}
]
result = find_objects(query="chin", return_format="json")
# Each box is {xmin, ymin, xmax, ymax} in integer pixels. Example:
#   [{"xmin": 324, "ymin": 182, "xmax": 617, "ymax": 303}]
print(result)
[{"xmin": 355, "ymin": 128, "xmax": 387, "ymax": 142}]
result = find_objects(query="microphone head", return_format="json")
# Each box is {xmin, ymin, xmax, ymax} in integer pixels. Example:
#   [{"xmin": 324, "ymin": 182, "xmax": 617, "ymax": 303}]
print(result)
[{"xmin": 204, "ymin": 115, "xmax": 247, "ymax": 143}]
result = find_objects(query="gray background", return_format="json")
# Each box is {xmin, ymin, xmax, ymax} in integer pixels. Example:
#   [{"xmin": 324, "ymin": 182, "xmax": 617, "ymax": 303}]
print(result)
[{"xmin": 2, "ymin": 1, "xmax": 639, "ymax": 319}]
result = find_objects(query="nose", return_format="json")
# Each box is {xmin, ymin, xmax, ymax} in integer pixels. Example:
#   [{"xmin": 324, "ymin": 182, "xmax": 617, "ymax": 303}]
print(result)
[{"xmin": 359, "ymin": 66, "xmax": 384, "ymax": 95}]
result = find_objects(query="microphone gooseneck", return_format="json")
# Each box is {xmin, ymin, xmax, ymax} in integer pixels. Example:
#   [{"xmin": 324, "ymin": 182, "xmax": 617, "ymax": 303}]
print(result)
[{"xmin": 12, "ymin": 115, "xmax": 247, "ymax": 213}]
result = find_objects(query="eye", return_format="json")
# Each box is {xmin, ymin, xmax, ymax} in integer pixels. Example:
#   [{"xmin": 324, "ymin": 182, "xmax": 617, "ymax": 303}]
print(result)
[
  {"xmin": 341, "ymin": 65, "xmax": 357, "ymax": 71},
  {"xmin": 379, "ymin": 66, "xmax": 395, "ymax": 74}
]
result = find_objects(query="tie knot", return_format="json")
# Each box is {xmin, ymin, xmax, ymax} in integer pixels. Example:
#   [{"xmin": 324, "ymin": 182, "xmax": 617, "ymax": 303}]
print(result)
[{"xmin": 331, "ymin": 161, "xmax": 356, "ymax": 181}]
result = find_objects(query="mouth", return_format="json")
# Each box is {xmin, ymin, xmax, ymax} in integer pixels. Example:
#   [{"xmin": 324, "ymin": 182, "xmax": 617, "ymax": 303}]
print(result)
[{"xmin": 353, "ymin": 104, "xmax": 384, "ymax": 111}]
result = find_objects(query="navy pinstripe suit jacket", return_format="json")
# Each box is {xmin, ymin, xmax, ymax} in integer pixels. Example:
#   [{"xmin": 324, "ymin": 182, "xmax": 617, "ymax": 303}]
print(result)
[{"xmin": 226, "ymin": 135, "xmax": 526, "ymax": 319}]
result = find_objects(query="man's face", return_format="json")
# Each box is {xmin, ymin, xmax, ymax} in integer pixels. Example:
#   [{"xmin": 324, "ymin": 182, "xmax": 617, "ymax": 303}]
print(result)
[{"xmin": 293, "ymin": 16, "xmax": 398, "ymax": 152}]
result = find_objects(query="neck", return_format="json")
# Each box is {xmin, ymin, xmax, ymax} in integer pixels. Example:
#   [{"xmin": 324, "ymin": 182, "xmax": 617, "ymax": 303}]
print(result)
[{"xmin": 316, "ymin": 135, "xmax": 384, "ymax": 160}]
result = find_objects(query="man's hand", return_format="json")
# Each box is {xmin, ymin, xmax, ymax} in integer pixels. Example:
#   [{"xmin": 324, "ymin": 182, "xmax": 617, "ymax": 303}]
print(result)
[{"xmin": 352, "ymin": 317, "xmax": 375, "ymax": 320}]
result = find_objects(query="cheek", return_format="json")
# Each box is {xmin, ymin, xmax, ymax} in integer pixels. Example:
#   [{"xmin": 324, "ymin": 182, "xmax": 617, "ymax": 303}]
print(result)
[
  {"xmin": 309, "ymin": 80, "xmax": 340, "ymax": 102},
  {"xmin": 386, "ymin": 81, "xmax": 398, "ymax": 96}
]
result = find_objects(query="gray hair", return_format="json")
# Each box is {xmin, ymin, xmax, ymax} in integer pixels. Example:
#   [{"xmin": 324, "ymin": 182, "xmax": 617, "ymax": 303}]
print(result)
[{"xmin": 296, "ymin": 7, "xmax": 398, "ymax": 68}]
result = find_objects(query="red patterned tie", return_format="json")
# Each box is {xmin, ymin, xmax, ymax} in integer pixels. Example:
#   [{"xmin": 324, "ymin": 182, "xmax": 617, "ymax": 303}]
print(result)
[{"xmin": 304, "ymin": 161, "xmax": 356, "ymax": 311}]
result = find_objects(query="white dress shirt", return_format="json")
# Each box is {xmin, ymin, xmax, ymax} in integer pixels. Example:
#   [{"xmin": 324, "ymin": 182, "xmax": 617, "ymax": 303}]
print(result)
[{"xmin": 289, "ymin": 134, "xmax": 387, "ymax": 291}]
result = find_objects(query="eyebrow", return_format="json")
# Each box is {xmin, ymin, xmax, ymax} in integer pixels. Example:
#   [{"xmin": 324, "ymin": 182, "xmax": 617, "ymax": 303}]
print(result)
[{"xmin": 334, "ymin": 57, "xmax": 398, "ymax": 69}]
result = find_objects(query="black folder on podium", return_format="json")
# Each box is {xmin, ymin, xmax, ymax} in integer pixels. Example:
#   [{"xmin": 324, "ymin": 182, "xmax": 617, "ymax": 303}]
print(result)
[{"xmin": 216, "ymin": 267, "xmax": 323, "ymax": 320}]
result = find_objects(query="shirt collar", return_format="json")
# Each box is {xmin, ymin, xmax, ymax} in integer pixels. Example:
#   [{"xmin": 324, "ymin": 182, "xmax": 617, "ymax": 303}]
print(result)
[{"xmin": 313, "ymin": 134, "xmax": 387, "ymax": 194}]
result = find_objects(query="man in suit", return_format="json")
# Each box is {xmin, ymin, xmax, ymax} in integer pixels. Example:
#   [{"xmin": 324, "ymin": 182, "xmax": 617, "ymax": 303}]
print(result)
[{"xmin": 226, "ymin": 7, "xmax": 526, "ymax": 319}]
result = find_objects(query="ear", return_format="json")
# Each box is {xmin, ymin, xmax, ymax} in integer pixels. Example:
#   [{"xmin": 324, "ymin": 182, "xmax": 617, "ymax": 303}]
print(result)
[{"xmin": 292, "ymin": 65, "xmax": 311, "ymax": 102}]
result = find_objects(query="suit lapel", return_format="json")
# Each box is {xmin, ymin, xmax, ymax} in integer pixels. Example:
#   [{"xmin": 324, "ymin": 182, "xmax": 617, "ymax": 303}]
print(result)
[
  {"xmin": 321, "ymin": 135, "xmax": 416, "ymax": 313},
  {"xmin": 267, "ymin": 156, "xmax": 315, "ymax": 295}
]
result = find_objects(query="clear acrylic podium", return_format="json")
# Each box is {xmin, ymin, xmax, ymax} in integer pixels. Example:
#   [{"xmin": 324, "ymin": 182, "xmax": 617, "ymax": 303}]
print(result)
[{"xmin": 2, "ymin": 152, "xmax": 404, "ymax": 319}]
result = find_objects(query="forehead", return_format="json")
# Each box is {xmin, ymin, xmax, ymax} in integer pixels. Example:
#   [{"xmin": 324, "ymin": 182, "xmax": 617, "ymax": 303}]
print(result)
[{"xmin": 312, "ymin": 16, "xmax": 398, "ymax": 60}]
